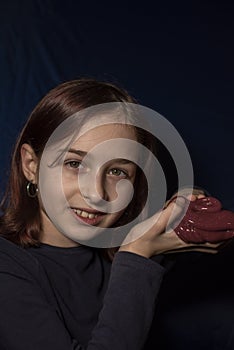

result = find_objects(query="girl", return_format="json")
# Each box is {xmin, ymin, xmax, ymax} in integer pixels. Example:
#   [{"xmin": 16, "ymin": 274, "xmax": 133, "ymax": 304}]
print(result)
[{"xmin": 0, "ymin": 79, "xmax": 222, "ymax": 349}]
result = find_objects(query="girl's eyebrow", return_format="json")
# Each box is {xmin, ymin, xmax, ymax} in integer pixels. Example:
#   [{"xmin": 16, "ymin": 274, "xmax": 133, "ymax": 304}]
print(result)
[
  {"xmin": 67, "ymin": 149, "xmax": 88, "ymax": 157},
  {"xmin": 67, "ymin": 149, "xmax": 135, "ymax": 165},
  {"xmin": 112, "ymin": 159, "xmax": 135, "ymax": 165},
  {"xmin": 49, "ymin": 148, "xmax": 87, "ymax": 168}
]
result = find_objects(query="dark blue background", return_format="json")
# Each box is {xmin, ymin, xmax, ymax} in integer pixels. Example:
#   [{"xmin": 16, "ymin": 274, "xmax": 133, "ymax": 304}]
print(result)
[{"xmin": 0, "ymin": 0, "xmax": 233, "ymax": 208}]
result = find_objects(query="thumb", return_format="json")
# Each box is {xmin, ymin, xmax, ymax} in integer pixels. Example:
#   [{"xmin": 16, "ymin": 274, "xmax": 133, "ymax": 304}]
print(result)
[{"xmin": 163, "ymin": 196, "xmax": 187, "ymax": 232}]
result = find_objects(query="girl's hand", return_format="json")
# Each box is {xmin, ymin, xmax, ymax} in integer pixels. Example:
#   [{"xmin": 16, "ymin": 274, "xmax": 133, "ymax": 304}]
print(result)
[
  {"xmin": 119, "ymin": 198, "xmax": 220, "ymax": 258},
  {"xmin": 164, "ymin": 187, "xmax": 206, "ymax": 209}
]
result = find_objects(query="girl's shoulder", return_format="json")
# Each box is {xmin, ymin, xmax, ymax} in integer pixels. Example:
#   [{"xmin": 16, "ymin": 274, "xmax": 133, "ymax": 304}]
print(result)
[{"xmin": 0, "ymin": 236, "xmax": 41, "ymax": 279}]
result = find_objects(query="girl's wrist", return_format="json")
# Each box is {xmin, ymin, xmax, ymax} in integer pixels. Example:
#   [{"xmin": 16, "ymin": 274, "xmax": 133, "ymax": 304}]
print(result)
[{"xmin": 118, "ymin": 242, "xmax": 152, "ymax": 259}]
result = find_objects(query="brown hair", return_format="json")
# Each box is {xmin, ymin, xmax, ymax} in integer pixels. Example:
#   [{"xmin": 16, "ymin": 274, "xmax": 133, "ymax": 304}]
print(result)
[{"xmin": 0, "ymin": 78, "xmax": 154, "ymax": 254}]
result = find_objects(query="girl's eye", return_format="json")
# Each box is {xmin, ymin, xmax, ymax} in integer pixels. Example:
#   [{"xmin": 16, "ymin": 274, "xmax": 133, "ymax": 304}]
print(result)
[
  {"xmin": 64, "ymin": 160, "xmax": 82, "ymax": 169},
  {"xmin": 108, "ymin": 168, "xmax": 128, "ymax": 177}
]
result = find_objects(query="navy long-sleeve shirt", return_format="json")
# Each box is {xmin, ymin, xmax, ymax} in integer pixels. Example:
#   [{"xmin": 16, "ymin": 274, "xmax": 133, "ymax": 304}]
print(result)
[
  {"xmin": 1, "ymin": 235, "xmax": 234, "ymax": 350},
  {"xmin": 0, "ymin": 236, "xmax": 165, "ymax": 350}
]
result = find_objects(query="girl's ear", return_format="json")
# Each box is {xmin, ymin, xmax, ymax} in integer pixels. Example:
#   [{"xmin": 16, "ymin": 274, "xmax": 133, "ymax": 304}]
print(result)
[{"xmin": 21, "ymin": 143, "xmax": 38, "ymax": 183}]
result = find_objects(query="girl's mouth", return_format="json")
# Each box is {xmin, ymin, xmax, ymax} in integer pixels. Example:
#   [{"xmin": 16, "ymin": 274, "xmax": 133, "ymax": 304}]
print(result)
[{"xmin": 70, "ymin": 207, "xmax": 106, "ymax": 225}]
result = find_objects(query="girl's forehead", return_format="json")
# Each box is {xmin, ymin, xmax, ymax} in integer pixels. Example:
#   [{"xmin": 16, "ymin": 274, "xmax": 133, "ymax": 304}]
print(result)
[{"xmin": 71, "ymin": 123, "xmax": 137, "ymax": 150}]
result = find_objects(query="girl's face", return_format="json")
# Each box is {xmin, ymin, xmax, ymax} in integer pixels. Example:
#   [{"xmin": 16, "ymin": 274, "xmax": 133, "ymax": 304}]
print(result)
[{"xmin": 39, "ymin": 123, "xmax": 138, "ymax": 247}]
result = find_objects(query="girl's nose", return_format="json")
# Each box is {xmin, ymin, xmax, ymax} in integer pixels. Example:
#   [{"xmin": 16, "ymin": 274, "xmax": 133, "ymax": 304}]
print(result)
[
  {"xmin": 78, "ymin": 170, "xmax": 107, "ymax": 205},
  {"xmin": 78, "ymin": 168, "xmax": 133, "ymax": 213}
]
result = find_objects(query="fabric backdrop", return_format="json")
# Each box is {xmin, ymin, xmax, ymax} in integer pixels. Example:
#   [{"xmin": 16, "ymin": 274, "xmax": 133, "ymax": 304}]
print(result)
[{"xmin": 0, "ymin": 0, "xmax": 233, "ymax": 209}]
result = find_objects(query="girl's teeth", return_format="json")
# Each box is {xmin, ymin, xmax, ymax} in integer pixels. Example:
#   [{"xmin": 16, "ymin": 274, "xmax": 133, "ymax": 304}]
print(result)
[
  {"xmin": 73, "ymin": 209, "xmax": 98, "ymax": 219},
  {"xmin": 81, "ymin": 211, "xmax": 89, "ymax": 218}
]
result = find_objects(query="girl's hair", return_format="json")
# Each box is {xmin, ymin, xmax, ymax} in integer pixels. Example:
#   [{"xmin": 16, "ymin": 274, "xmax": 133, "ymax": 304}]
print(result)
[{"xmin": 0, "ymin": 78, "xmax": 156, "ymax": 257}]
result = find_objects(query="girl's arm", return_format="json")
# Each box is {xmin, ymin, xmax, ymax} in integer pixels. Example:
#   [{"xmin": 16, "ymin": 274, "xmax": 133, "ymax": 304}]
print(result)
[{"xmin": 0, "ymin": 247, "xmax": 164, "ymax": 350}]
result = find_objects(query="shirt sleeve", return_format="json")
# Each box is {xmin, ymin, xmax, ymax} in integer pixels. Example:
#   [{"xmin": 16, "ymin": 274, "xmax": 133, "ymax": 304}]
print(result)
[
  {"xmin": 88, "ymin": 252, "xmax": 165, "ymax": 350},
  {"xmin": 0, "ymin": 250, "xmax": 165, "ymax": 350}
]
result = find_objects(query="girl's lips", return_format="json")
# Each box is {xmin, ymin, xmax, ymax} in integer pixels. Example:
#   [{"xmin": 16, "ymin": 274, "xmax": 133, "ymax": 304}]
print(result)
[{"xmin": 70, "ymin": 207, "xmax": 106, "ymax": 226}]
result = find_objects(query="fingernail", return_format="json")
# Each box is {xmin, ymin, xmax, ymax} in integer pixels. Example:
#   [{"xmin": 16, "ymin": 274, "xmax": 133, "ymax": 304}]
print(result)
[{"xmin": 175, "ymin": 196, "xmax": 187, "ymax": 207}]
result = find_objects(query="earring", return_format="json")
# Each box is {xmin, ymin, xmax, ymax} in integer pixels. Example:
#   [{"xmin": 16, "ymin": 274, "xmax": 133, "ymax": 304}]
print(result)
[{"xmin": 26, "ymin": 181, "xmax": 38, "ymax": 198}]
